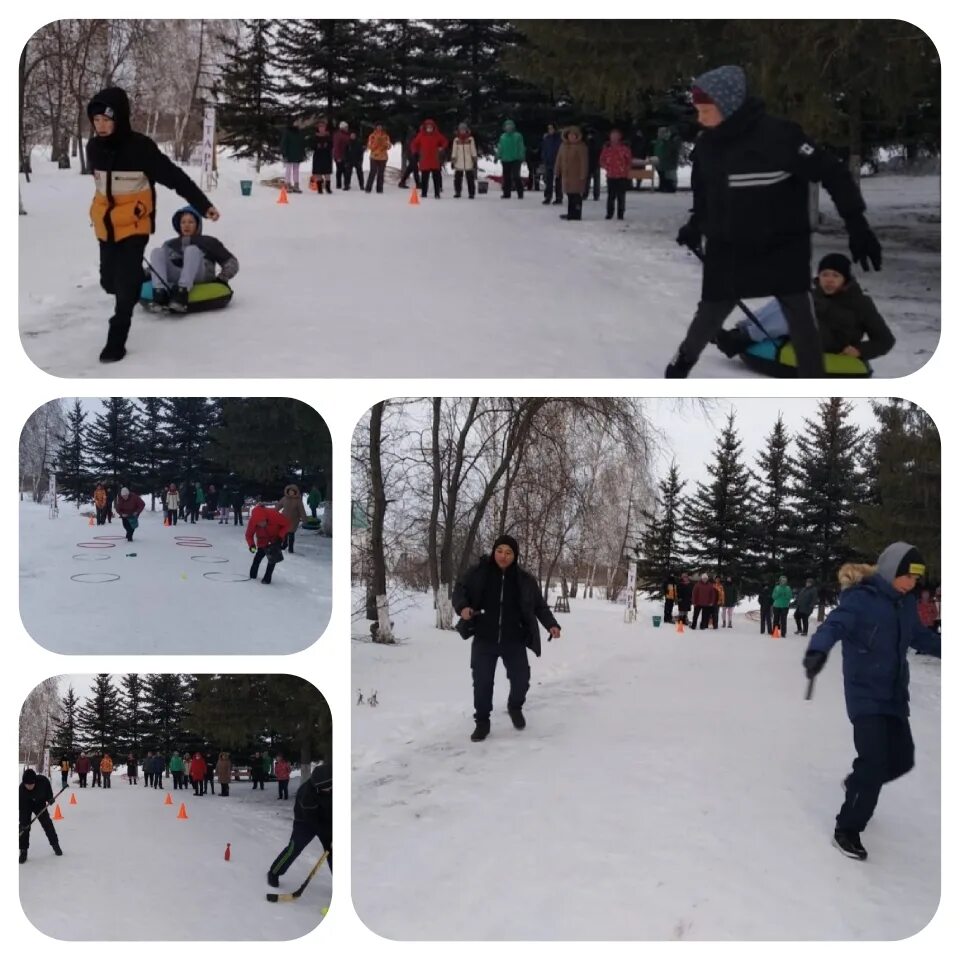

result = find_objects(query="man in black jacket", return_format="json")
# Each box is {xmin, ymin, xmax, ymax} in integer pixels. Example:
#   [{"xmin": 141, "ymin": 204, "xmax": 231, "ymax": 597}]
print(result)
[
  {"xmin": 86, "ymin": 86, "xmax": 220, "ymax": 363},
  {"xmin": 676, "ymin": 572, "xmax": 693, "ymax": 625},
  {"xmin": 668, "ymin": 65, "xmax": 882, "ymax": 379},
  {"xmin": 758, "ymin": 583, "xmax": 774, "ymax": 635},
  {"xmin": 19, "ymin": 769, "xmax": 62, "ymax": 863},
  {"xmin": 452, "ymin": 535, "xmax": 561, "ymax": 742},
  {"xmin": 267, "ymin": 763, "xmax": 332, "ymax": 887}
]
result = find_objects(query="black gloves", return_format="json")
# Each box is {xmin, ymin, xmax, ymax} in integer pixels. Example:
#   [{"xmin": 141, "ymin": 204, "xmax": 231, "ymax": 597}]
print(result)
[
  {"xmin": 676, "ymin": 220, "xmax": 702, "ymax": 253},
  {"xmin": 846, "ymin": 216, "xmax": 882, "ymax": 272},
  {"xmin": 802, "ymin": 650, "xmax": 827, "ymax": 680}
]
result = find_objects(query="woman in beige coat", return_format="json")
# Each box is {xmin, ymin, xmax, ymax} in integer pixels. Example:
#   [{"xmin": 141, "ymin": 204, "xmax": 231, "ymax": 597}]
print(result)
[
  {"xmin": 277, "ymin": 484, "xmax": 309, "ymax": 553},
  {"xmin": 554, "ymin": 126, "xmax": 589, "ymax": 221},
  {"xmin": 216, "ymin": 752, "xmax": 232, "ymax": 797}
]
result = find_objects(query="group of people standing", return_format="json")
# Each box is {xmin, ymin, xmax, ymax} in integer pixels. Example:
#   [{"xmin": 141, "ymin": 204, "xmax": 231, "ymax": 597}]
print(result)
[{"xmin": 661, "ymin": 572, "xmax": 739, "ymax": 629}]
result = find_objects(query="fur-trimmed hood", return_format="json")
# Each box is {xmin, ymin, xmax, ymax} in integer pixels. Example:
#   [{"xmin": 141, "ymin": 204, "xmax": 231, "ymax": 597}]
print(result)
[{"xmin": 838, "ymin": 563, "xmax": 875, "ymax": 590}]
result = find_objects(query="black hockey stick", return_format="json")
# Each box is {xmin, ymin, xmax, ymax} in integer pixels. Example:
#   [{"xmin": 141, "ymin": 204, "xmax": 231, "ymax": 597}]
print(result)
[
  {"xmin": 141, "ymin": 256, "xmax": 174, "ymax": 294},
  {"xmin": 689, "ymin": 247, "xmax": 776, "ymax": 342},
  {"xmin": 19, "ymin": 785, "xmax": 68, "ymax": 836},
  {"xmin": 804, "ymin": 676, "xmax": 816, "ymax": 701},
  {"xmin": 266, "ymin": 849, "xmax": 329, "ymax": 902}
]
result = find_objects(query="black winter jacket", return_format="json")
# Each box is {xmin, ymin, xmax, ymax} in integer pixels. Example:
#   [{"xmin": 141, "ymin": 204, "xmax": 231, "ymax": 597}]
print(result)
[
  {"xmin": 813, "ymin": 280, "xmax": 895, "ymax": 360},
  {"xmin": 294, "ymin": 777, "xmax": 333, "ymax": 850},
  {"xmin": 452, "ymin": 558, "xmax": 559, "ymax": 657},
  {"xmin": 162, "ymin": 235, "xmax": 238, "ymax": 280},
  {"xmin": 689, "ymin": 98, "xmax": 866, "ymax": 300},
  {"xmin": 758, "ymin": 587, "xmax": 774, "ymax": 609},
  {"xmin": 19, "ymin": 775, "xmax": 54, "ymax": 819},
  {"xmin": 795, "ymin": 585, "xmax": 819, "ymax": 616},
  {"xmin": 676, "ymin": 580, "xmax": 694, "ymax": 609}
]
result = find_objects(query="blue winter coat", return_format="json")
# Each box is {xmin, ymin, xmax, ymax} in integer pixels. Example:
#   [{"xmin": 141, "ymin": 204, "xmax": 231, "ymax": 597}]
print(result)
[
  {"xmin": 807, "ymin": 574, "xmax": 941, "ymax": 720},
  {"xmin": 541, "ymin": 131, "xmax": 562, "ymax": 167}
]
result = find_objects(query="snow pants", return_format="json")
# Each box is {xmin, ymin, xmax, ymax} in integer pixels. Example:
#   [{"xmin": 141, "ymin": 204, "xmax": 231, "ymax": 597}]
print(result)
[
  {"xmin": 663, "ymin": 598, "xmax": 674, "ymax": 623},
  {"xmin": 470, "ymin": 639, "xmax": 530, "ymax": 722},
  {"xmin": 269, "ymin": 819, "xmax": 332, "ymax": 878},
  {"xmin": 365, "ymin": 160, "xmax": 386, "ymax": 193},
  {"xmin": 606, "ymin": 178, "xmax": 628, "ymax": 219},
  {"xmin": 453, "ymin": 169, "xmax": 476, "ymax": 198},
  {"xmin": 149, "ymin": 245, "xmax": 215, "ymax": 292},
  {"xmin": 760, "ymin": 607, "xmax": 773, "ymax": 634},
  {"xmin": 501, "ymin": 160, "xmax": 524, "ymax": 198},
  {"xmin": 98, "ymin": 235, "xmax": 148, "ymax": 346},
  {"xmin": 772, "ymin": 607, "xmax": 789, "ymax": 636},
  {"xmin": 837, "ymin": 715, "xmax": 914, "ymax": 833},
  {"xmin": 20, "ymin": 809, "xmax": 59, "ymax": 852},
  {"xmin": 679, "ymin": 292, "xmax": 824, "ymax": 378},
  {"xmin": 420, "ymin": 169, "xmax": 442, "ymax": 198}
]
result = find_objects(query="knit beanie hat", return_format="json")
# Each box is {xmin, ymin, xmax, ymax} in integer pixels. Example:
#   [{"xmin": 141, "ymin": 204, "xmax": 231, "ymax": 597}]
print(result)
[
  {"xmin": 691, "ymin": 65, "xmax": 747, "ymax": 119},
  {"xmin": 817, "ymin": 253, "xmax": 852, "ymax": 282},
  {"xmin": 493, "ymin": 534, "xmax": 519, "ymax": 561},
  {"xmin": 877, "ymin": 542, "xmax": 925, "ymax": 583},
  {"xmin": 22, "ymin": 769, "xmax": 37, "ymax": 785}
]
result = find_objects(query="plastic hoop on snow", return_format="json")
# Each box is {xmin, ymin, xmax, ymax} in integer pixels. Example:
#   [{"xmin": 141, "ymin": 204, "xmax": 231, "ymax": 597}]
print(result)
[
  {"xmin": 72, "ymin": 553, "xmax": 112, "ymax": 561},
  {"xmin": 190, "ymin": 555, "xmax": 229, "ymax": 564},
  {"xmin": 93, "ymin": 535, "xmax": 126, "ymax": 541},
  {"xmin": 177, "ymin": 542, "xmax": 212, "ymax": 547},
  {"xmin": 70, "ymin": 572, "xmax": 121, "ymax": 584},
  {"xmin": 76, "ymin": 541, "xmax": 116, "ymax": 548},
  {"xmin": 202, "ymin": 571, "xmax": 251, "ymax": 583}
]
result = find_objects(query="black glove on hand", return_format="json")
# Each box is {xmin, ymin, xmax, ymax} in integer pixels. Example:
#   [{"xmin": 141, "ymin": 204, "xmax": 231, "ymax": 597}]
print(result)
[
  {"xmin": 803, "ymin": 650, "xmax": 827, "ymax": 680},
  {"xmin": 676, "ymin": 220, "xmax": 702, "ymax": 253},
  {"xmin": 846, "ymin": 217, "xmax": 882, "ymax": 272}
]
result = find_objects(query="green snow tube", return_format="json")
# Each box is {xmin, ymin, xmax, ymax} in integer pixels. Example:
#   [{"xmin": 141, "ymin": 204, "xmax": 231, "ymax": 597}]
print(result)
[
  {"xmin": 139, "ymin": 280, "xmax": 233, "ymax": 314},
  {"xmin": 741, "ymin": 338, "xmax": 873, "ymax": 378}
]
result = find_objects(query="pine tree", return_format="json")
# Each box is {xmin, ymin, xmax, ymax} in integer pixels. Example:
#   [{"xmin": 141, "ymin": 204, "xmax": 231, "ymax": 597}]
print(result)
[
  {"xmin": 636, "ymin": 463, "xmax": 686, "ymax": 594},
  {"xmin": 51, "ymin": 685, "xmax": 80, "ymax": 759},
  {"xmin": 790, "ymin": 399, "xmax": 868, "ymax": 606},
  {"xmin": 216, "ymin": 19, "xmax": 284, "ymax": 171},
  {"xmin": 748, "ymin": 414, "xmax": 798, "ymax": 589},
  {"xmin": 682, "ymin": 411, "xmax": 755, "ymax": 577},
  {"xmin": 162, "ymin": 398, "xmax": 214, "ymax": 485},
  {"xmin": 118, "ymin": 674, "xmax": 148, "ymax": 757},
  {"xmin": 137, "ymin": 398, "xmax": 168, "ymax": 511},
  {"xmin": 142, "ymin": 674, "xmax": 187, "ymax": 755},
  {"xmin": 76, "ymin": 674, "xmax": 122, "ymax": 754},
  {"xmin": 87, "ymin": 397, "xmax": 141, "ymax": 492},
  {"xmin": 55, "ymin": 399, "xmax": 89, "ymax": 504}
]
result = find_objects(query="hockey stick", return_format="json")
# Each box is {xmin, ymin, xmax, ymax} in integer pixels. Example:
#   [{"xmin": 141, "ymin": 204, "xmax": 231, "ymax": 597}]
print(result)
[
  {"xmin": 141, "ymin": 257, "xmax": 174, "ymax": 294},
  {"xmin": 266, "ymin": 849, "xmax": 329, "ymax": 902},
  {"xmin": 804, "ymin": 676, "xmax": 816, "ymax": 701},
  {"xmin": 689, "ymin": 248, "xmax": 776, "ymax": 342},
  {"xmin": 19, "ymin": 785, "xmax": 68, "ymax": 836}
]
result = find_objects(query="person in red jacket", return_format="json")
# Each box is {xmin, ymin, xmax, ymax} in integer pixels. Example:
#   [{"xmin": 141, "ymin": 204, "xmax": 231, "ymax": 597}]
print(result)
[
  {"xmin": 410, "ymin": 119, "xmax": 448, "ymax": 200},
  {"xmin": 599, "ymin": 128, "xmax": 633, "ymax": 222},
  {"xmin": 274, "ymin": 754, "xmax": 292, "ymax": 800},
  {"xmin": 245, "ymin": 504, "xmax": 291, "ymax": 585},
  {"xmin": 691, "ymin": 573, "xmax": 718, "ymax": 629},
  {"xmin": 189, "ymin": 752, "xmax": 207, "ymax": 797},
  {"xmin": 114, "ymin": 486, "xmax": 145, "ymax": 542},
  {"xmin": 75, "ymin": 752, "xmax": 91, "ymax": 788},
  {"xmin": 332, "ymin": 121, "xmax": 351, "ymax": 189}
]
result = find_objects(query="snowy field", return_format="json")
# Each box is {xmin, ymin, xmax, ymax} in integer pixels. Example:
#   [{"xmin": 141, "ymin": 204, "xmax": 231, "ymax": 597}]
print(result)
[
  {"xmin": 19, "ymin": 769, "xmax": 329, "ymax": 939},
  {"xmin": 19, "ymin": 501, "xmax": 331, "ymax": 654},
  {"xmin": 351, "ymin": 591, "xmax": 940, "ymax": 940},
  {"xmin": 19, "ymin": 149, "xmax": 939, "ymax": 378}
]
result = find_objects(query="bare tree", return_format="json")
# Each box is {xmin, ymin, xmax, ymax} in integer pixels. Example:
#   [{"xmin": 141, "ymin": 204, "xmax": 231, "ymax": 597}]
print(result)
[
  {"xmin": 369, "ymin": 402, "xmax": 395, "ymax": 643},
  {"xmin": 20, "ymin": 678, "xmax": 62, "ymax": 770},
  {"xmin": 20, "ymin": 400, "xmax": 67, "ymax": 502}
]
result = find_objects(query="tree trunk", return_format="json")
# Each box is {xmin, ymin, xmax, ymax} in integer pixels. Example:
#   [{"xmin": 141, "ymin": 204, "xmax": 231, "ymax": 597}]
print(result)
[
  {"xmin": 427, "ymin": 398, "xmax": 442, "ymax": 604},
  {"xmin": 369, "ymin": 403, "xmax": 394, "ymax": 644},
  {"xmin": 375, "ymin": 593, "xmax": 394, "ymax": 645}
]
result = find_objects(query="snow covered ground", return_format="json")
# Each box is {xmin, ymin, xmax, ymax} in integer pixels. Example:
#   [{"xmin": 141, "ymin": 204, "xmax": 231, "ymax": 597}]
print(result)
[
  {"xmin": 19, "ymin": 501, "xmax": 331, "ymax": 654},
  {"xmin": 19, "ymin": 149, "xmax": 939, "ymax": 378},
  {"xmin": 351, "ymin": 591, "xmax": 940, "ymax": 940},
  {"xmin": 19, "ymin": 769, "xmax": 329, "ymax": 939}
]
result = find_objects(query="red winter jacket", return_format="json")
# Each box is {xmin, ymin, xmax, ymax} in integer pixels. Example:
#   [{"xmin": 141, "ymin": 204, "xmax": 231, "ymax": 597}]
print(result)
[
  {"xmin": 245, "ymin": 505, "xmax": 291, "ymax": 549},
  {"xmin": 692, "ymin": 581, "xmax": 718, "ymax": 606},
  {"xmin": 114, "ymin": 491, "xmax": 145, "ymax": 517},
  {"xmin": 274, "ymin": 759, "xmax": 292, "ymax": 781},
  {"xmin": 599, "ymin": 142, "xmax": 633, "ymax": 179},
  {"xmin": 76, "ymin": 755, "xmax": 91, "ymax": 775},
  {"xmin": 410, "ymin": 121, "xmax": 449, "ymax": 171},
  {"xmin": 332, "ymin": 129, "xmax": 351, "ymax": 162},
  {"xmin": 189, "ymin": 755, "xmax": 207, "ymax": 780}
]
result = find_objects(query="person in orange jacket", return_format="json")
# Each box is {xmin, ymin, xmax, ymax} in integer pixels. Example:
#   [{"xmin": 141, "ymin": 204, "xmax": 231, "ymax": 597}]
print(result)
[
  {"xmin": 365, "ymin": 123, "xmax": 392, "ymax": 194},
  {"xmin": 245, "ymin": 504, "xmax": 291, "ymax": 585},
  {"xmin": 100, "ymin": 753, "xmax": 114, "ymax": 789},
  {"xmin": 410, "ymin": 119, "xmax": 449, "ymax": 199},
  {"xmin": 188, "ymin": 753, "xmax": 207, "ymax": 797},
  {"xmin": 93, "ymin": 483, "xmax": 108, "ymax": 525}
]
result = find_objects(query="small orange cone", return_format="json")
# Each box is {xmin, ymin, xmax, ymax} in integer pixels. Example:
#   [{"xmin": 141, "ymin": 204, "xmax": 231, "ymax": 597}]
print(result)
[
  {"xmin": 176, "ymin": 802, "xmax": 189, "ymax": 820},
  {"xmin": 676, "ymin": 619, "xmax": 685, "ymax": 634},
  {"xmin": 69, "ymin": 793, "xmax": 77, "ymax": 805},
  {"xmin": 164, "ymin": 793, "xmax": 173, "ymax": 805},
  {"xmin": 772, "ymin": 625, "xmax": 781, "ymax": 638},
  {"xmin": 224, "ymin": 843, "xmax": 231, "ymax": 861},
  {"xmin": 277, "ymin": 185, "xmax": 289, "ymax": 205},
  {"xmin": 52, "ymin": 804, "xmax": 64, "ymax": 821},
  {"xmin": 88, "ymin": 516, "xmax": 95, "ymax": 526},
  {"xmin": 409, "ymin": 186, "xmax": 420, "ymax": 206}
]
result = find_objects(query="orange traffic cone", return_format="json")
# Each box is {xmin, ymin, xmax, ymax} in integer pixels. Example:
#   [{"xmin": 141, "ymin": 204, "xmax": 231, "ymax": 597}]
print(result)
[
  {"xmin": 409, "ymin": 186, "xmax": 420, "ymax": 206},
  {"xmin": 176, "ymin": 802, "xmax": 189, "ymax": 820},
  {"xmin": 164, "ymin": 793, "xmax": 173, "ymax": 805},
  {"xmin": 88, "ymin": 516, "xmax": 95, "ymax": 526},
  {"xmin": 224, "ymin": 843, "xmax": 231, "ymax": 862},
  {"xmin": 676, "ymin": 619, "xmax": 685, "ymax": 634},
  {"xmin": 69, "ymin": 793, "xmax": 77, "ymax": 806},
  {"xmin": 52, "ymin": 804, "xmax": 64, "ymax": 821},
  {"xmin": 772, "ymin": 625, "xmax": 781, "ymax": 638},
  {"xmin": 277, "ymin": 185, "xmax": 289, "ymax": 204}
]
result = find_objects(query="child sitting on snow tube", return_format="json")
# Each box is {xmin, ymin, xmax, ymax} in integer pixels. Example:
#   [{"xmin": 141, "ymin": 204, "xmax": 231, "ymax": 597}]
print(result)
[
  {"xmin": 715, "ymin": 253, "xmax": 895, "ymax": 364},
  {"xmin": 145, "ymin": 206, "xmax": 239, "ymax": 313}
]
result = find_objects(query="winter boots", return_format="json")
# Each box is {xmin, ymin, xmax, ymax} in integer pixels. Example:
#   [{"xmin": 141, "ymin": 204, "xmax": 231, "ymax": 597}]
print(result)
[
  {"xmin": 508, "ymin": 708, "xmax": 526, "ymax": 730},
  {"xmin": 19, "ymin": 850, "xmax": 27, "ymax": 864},
  {"xmin": 168, "ymin": 286, "xmax": 190, "ymax": 314},
  {"xmin": 99, "ymin": 321, "xmax": 130, "ymax": 363},
  {"xmin": 152, "ymin": 286, "xmax": 170, "ymax": 308},
  {"xmin": 664, "ymin": 349, "xmax": 695, "ymax": 379},
  {"xmin": 470, "ymin": 719, "xmax": 491, "ymax": 742},
  {"xmin": 714, "ymin": 327, "xmax": 752, "ymax": 359},
  {"xmin": 833, "ymin": 829, "xmax": 867, "ymax": 860},
  {"xmin": 266, "ymin": 870, "xmax": 279, "ymax": 888},
  {"xmin": 52, "ymin": 842, "xmax": 62, "ymax": 856}
]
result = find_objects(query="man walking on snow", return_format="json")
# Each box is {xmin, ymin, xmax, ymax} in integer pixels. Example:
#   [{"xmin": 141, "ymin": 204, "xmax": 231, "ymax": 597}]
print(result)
[
  {"xmin": 19, "ymin": 769, "xmax": 62, "ymax": 863},
  {"xmin": 802, "ymin": 543, "xmax": 941, "ymax": 860},
  {"xmin": 667, "ymin": 65, "xmax": 882, "ymax": 378},
  {"xmin": 267, "ymin": 763, "xmax": 332, "ymax": 887},
  {"xmin": 452, "ymin": 535, "xmax": 561, "ymax": 742}
]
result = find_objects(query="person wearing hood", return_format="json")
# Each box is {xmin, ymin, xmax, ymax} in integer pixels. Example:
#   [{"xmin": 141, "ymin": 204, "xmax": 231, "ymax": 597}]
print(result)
[
  {"xmin": 803, "ymin": 543, "xmax": 941, "ymax": 861},
  {"xmin": 245, "ymin": 504, "xmax": 291, "ymax": 584},
  {"xmin": 668, "ymin": 65, "xmax": 882, "ymax": 379},
  {"xmin": 307, "ymin": 485, "xmax": 322, "ymax": 520},
  {"xmin": 653, "ymin": 126, "xmax": 681, "ymax": 193},
  {"xmin": 267, "ymin": 762, "xmax": 332, "ymax": 888},
  {"xmin": 114, "ymin": 486, "xmax": 145, "ymax": 542},
  {"xmin": 449, "ymin": 123, "xmax": 478, "ymax": 199},
  {"xmin": 345, "ymin": 130, "xmax": 366, "ymax": 190},
  {"xmin": 333, "ymin": 121, "xmax": 351, "ymax": 189},
  {"xmin": 794, "ymin": 578, "xmax": 819, "ymax": 636},
  {"xmin": 451, "ymin": 535, "xmax": 561, "ymax": 742},
  {"xmin": 280, "ymin": 118, "xmax": 309, "ymax": 192},
  {"xmin": 554, "ymin": 126, "xmax": 589, "ymax": 221},
  {"xmin": 411, "ymin": 119, "xmax": 449, "ymax": 199},
  {"xmin": 19, "ymin": 769, "xmax": 62, "ymax": 863},
  {"xmin": 86, "ymin": 86, "xmax": 219, "ymax": 362},
  {"xmin": 715, "ymin": 253, "xmax": 896, "ymax": 363},
  {"xmin": 277, "ymin": 484, "xmax": 309, "ymax": 552},
  {"xmin": 147, "ymin": 205, "xmax": 238, "ymax": 313},
  {"xmin": 541, "ymin": 123, "xmax": 564, "ymax": 205},
  {"xmin": 496, "ymin": 120, "xmax": 526, "ymax": 199},
  {"xmin": 365, "ymin": 123, "xmax": 392, "ymax": 194},
  {"xmin": 94, "ymin": 482, "xmax": 108, "ymax": 525}
]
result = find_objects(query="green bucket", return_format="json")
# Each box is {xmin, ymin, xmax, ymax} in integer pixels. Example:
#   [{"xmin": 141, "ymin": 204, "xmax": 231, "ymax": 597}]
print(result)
[
  {"xmin": 652, "ymin": 615, "xmax": 662, "ymax": 628},
  {"xmin": 240, "ymin": 180, "xmax": 253, "ymax": 196}
]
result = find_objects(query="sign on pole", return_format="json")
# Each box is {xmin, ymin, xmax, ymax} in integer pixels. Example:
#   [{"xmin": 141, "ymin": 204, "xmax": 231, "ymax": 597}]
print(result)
[{"xmin": 201, "ymin": 105, "xmax": 217, "ymax": 192}]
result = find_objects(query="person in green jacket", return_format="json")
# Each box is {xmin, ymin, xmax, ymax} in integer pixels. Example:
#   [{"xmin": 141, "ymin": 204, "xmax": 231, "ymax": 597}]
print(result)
[
  {"xmin": 169, "ymin": 751, "xmax": 185, "ymax": 791},
  {"xmin": 307, "ymin": 485, "xmax": 322, "ymax": 519},
  {"xmin": 191, "ymin": 482, "xmax": 204, "ymax": 524},
  {"xmin": 280, "ymin": 119, "xmax": 309, "ymax": 193},
  {"xmin": 653, "ymin": 126, "xmax": 681, "ymax": 193},
  {"xmin": 771, "ymin": 576, "xmax": 793, "ymax": 636},
  {"xmin": 497, "ymin": 120, "xmax": 526, "ymax": 200}
]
